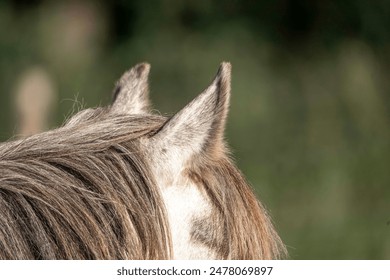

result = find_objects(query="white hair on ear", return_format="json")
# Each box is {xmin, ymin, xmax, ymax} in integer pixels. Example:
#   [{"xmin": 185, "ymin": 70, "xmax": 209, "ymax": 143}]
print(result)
[
  {"xmin": 146, "ymin": 62, "xmax": 231, "ymax": 179},
  {"xmin": 110, "ymin": 63, "xmax": 151, "ymax": 115}
]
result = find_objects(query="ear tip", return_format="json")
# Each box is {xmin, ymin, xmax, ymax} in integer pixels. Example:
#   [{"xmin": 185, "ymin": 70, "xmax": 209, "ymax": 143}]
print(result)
[
  {"xmin": 220, "ymin": 61, "xmax": 232, "ymax": 74},
  {"xmin": 218, "ymin": 62, "xmax": 232, "ymax": 82},
  {"xmin": 133, "ymin": 62, "xmax": 151, "ymax": 78},
  {"xmin": 118, "ymin": 63, "xmax": 151, "ymax": 85},
  {"xmin": 220, "ymin": 61, "xmax": 231, "ymax": 68}
]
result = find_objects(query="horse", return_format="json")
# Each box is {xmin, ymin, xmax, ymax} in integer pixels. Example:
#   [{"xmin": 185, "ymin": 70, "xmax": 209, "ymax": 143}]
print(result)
[{"xmin": 0, "ymin": 62, "xmax": 286, "ymax": 259}]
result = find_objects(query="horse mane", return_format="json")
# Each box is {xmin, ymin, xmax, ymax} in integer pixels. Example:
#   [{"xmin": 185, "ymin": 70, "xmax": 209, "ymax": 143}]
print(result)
[
  {"xmin": 0, "ymin": 108, "xmax": 171, "ymax": 259},
  {"xmin": 0, "ymin": 63, "xmax": 286, "ymax": 259},
  {"xmin": 188, "ymin": 159, "xmax": 285, "ymax": 259}
]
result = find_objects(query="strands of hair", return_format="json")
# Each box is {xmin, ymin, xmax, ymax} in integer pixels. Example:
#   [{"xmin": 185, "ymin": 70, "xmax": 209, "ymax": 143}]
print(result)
[{"xmin": 0, "ymin": 63, "xmax": 287, "ymax": 259}]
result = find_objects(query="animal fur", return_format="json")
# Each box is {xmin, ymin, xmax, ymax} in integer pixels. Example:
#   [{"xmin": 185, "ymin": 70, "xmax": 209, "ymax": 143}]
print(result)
[{"xmin": 0, "ymin": 63, "xmax": 286, "ymax": 259}]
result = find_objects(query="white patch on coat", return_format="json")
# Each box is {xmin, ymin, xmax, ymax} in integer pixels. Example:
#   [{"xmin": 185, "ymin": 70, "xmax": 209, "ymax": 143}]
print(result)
[{"xmin": 161, "ymin": 179, "xmax": 216, "ymax": 259}]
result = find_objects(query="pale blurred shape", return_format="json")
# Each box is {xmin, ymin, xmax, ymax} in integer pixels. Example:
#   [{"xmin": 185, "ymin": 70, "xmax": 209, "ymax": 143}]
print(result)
[
  {"xmin": 15, "ymin": 67, "xmax": 57, "ymax": 136},
  {"xmin": 38, "ymin": 1, "xmax": 107, "ymax": 69}
]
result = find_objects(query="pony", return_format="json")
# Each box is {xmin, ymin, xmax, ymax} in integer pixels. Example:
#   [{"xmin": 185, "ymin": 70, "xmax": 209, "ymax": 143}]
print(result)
[{"xmin": 0, "ymin": 62, "xmax": 286, "ymax": 259}]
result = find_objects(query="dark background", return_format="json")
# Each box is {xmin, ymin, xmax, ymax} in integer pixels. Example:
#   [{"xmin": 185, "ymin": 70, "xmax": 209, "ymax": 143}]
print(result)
[{"xmin": 0, "ymin": 0, "xmax": 389, "ymax": 259}]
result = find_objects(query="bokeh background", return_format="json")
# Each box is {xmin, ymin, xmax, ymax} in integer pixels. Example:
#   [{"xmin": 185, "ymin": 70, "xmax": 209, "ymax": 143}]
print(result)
[{"xmin": 0, "ymin": 0, "xmax": 389, "ymax": 259}]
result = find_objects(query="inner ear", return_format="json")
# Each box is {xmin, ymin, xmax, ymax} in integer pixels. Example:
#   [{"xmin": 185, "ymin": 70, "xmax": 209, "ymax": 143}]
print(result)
[{"xmin": 110, "ymin": 63, "xmax": 151, "ymax": 115}]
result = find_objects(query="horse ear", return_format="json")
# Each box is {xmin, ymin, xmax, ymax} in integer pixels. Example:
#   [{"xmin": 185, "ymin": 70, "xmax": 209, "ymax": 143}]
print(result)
[
  {"xmin": 149, "ymin": 62, "xmax": 231, "ymax": 165},
  {"xmin": 110, "ymin": 63, "xmax": 151, "ymax": 115}
]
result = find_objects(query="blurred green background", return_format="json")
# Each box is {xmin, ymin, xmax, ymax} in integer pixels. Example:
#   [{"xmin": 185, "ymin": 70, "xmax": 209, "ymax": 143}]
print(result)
[{"xmin": 0, "ymin": 0, "xmax": 389, "ymax": 259}]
